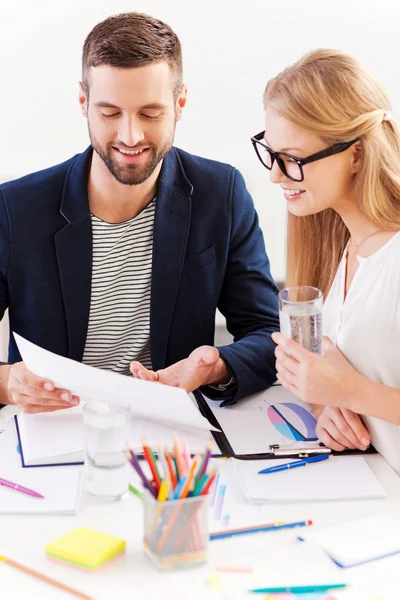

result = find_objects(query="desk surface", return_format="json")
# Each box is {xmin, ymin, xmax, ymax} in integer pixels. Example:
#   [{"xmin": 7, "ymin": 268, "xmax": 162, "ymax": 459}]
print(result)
[{"xmin": 1, "ymin": 414, "xmax": 400, "ymax": 600}]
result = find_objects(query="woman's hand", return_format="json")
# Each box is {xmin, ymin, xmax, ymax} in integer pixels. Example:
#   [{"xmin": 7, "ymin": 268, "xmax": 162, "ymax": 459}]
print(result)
[
  {"xmin": 315, "ymin": 406, "xmax": 370, "ymax": 452},
  {"xmin": 271, "ymin": 332, "xmax": 364, "ymax": 410}
]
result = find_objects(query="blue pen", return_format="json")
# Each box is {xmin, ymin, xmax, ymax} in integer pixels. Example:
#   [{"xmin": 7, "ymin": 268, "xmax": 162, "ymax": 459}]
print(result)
[{"xmin": 258, "ymin": 453, "xmax": 329, "ymax": 474}]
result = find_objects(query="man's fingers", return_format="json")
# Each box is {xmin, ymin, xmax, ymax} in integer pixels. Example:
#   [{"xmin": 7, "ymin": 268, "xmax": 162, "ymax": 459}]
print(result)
[
  {"xmin": 22, "ymin": 404, "xmax": 72, "ymax": 415},
  {"xmin": 15, "ymin": 368, "xmax": 54, "ymax": 392},
  {"xmin": 138, "ymin": 368, "xmax": 158, "ymax": 381},
  {"xmin": 11, "ymin": 392, "xmax": 79, "ymax": 408},
  {"xmin": 130, "ymin": 361, "xmax": 159, "ymax": 381}
]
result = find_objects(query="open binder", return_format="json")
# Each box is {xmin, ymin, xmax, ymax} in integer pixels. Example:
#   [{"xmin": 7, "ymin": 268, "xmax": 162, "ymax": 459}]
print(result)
[{"xmin": 193, "ymin": 385, "xmax": 376, "ymax": 460}]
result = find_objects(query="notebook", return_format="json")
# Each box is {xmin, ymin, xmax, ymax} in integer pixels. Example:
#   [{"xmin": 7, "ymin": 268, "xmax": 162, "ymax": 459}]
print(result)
[
  {"xmin": 233, "ymin": 455, "xmax": 386, "ymax": 503},
  {"xmin": 0, "ymin": 466, "xmax": 82, "ymax": 514},
  {"xmin": 298, "ymin": 513, "xmax": 400, "ymax": 567},
  {"xmin": 15, "ymin": 401, "xmax": 218, "ymax": 467}
]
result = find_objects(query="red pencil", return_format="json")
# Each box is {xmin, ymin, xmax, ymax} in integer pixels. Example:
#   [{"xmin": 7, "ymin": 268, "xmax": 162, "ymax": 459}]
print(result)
[
  {"xmin": 142, "ymin": 443, "xmax": 161, "ymax": 491},
  {"xmin": 200, "ymin": 469, "xmax": 218, "ymax": 495}
]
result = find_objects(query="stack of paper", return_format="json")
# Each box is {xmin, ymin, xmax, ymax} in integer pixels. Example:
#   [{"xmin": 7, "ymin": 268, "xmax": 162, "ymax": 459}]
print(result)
[
  {"xmin": 233, "ymin": 456, "xmax": 386, "ymax": 503},
  {"xmin": 299, "ymin": 512, "xmax": 400, "ymax": 567}
]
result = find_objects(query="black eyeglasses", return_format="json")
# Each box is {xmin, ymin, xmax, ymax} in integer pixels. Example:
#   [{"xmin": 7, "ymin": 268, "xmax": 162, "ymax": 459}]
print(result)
[{"xmin": 251, "ymin": 131, "xmax": 359, "ymax": 182}]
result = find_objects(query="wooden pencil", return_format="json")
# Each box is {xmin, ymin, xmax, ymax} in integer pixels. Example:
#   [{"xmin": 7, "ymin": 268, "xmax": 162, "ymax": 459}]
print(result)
[{"xmin": 0, "ymin": 555, "xmax": 93, "ymax": 600}]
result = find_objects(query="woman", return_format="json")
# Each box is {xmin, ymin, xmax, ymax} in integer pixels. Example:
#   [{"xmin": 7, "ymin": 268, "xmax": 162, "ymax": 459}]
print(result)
[{"xmin": 251, "ymin": 49, "xmax": 400, "ymax": 473}]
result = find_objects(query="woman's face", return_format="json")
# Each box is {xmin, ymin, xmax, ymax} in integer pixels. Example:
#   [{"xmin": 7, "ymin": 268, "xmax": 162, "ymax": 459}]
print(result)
[{"xmin": 264, "ymin": 106, "xmax": 360, "ymax": 217}]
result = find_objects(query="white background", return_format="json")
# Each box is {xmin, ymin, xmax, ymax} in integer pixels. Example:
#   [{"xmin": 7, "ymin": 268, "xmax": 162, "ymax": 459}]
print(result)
[{"xmin": 0, "ymin": 0, "xmax": 400, "ymax": 355}]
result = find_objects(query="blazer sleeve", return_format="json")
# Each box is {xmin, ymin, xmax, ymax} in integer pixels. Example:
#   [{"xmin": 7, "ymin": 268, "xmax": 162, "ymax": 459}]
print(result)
[
  {"xmin": 0, "ymin": 189, "xmax": 10, "ymax": 331},
  {"xmin": 212, "ymin": 168, "xmax": 280, "ymax": 405}
]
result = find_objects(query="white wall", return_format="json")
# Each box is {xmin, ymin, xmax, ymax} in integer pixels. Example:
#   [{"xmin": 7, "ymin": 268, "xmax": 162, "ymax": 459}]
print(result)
[{"xmin": 1, "ymin": 0, "xmax": 400, "ymax": 285}]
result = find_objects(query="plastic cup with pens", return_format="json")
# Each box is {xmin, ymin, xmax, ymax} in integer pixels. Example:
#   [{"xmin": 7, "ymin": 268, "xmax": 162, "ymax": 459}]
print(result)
[{"xmin": 127, "ymin": 437, "xmax": 216, "ymax": 570}]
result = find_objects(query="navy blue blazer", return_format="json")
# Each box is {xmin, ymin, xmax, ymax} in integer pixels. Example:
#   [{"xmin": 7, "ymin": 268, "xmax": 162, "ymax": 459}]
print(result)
[{"xmin": 0, "ymin": 146, "xmax": 279, "ymax": 404}]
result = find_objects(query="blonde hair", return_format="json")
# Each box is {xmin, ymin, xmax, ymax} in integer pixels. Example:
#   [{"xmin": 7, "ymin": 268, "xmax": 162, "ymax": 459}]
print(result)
[{"xmin": 264, "ymin": 49, "xmax": 400, "ymax": 297}]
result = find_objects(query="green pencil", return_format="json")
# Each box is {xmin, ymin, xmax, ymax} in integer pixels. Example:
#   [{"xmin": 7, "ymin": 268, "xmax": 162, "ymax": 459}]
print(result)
[
  {"xmin": 250, "ymin": 584, "xmax": 347, "ymax": 594},
  {"xmin": 128, "ymin": 484, "xmax": 144, "ymax": 499}
]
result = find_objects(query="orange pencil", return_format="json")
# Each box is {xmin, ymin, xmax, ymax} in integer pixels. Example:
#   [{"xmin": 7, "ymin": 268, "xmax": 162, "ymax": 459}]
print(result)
[
  {"xmin": 0, "ymin": 555, "xmax": 92, "ymax": 599},
  {"xmin": 180, "ymin": 459, "xmax": 198, "ymax": 499},
  {"xmin": 165, "ymin": 453, "xmax": 177, "ymax": 488},
  {"xmin": 173, "ymin": 435, "xmax": 185, "ymax": 478}
]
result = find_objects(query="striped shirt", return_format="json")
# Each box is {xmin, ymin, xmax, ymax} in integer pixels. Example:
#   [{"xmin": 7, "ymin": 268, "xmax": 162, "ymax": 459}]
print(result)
[{"xmin": 82, "ymin": 199, "xmax": 156, "ymax": 375}]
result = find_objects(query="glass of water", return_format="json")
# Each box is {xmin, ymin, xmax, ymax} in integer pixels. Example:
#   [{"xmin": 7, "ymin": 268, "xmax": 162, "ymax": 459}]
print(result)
[
  {"xmin": 278, "ymin": 286, "xmax": 323, "ymax": 354},
  {"xmin": 83, "ymin": 402, "xmax": 131, "ymax": 501}
]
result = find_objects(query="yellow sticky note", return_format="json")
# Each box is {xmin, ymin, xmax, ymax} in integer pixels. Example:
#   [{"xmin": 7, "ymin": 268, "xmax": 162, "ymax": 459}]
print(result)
[{"xmin": 46, "ymin": 527, "xmax": 125, "ymax": 570}]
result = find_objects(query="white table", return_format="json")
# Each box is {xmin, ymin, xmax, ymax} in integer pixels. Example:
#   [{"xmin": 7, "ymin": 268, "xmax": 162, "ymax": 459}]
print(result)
[{"xmin": 1, "ymin": 412, "xmax": 400, "ymax": 600}]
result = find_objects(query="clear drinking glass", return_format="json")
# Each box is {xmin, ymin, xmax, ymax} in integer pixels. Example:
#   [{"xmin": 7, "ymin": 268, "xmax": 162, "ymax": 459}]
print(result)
[
  {"xmin": 278, "ymin": 286, "xmax": 323, "ymax": 354},
  {"xmin": 83, "ymin": 403, "xmax": 131, "ymax": 501},
  {"xmin": 143, "ymin": 490, "xmax": 209, "ymax": 570}
]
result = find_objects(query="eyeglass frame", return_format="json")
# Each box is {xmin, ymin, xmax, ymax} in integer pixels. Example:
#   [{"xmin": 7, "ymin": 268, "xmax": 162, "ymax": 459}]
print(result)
[{"xmin": 250, "ymin": 131, "xmax": 359, "ymax": 182}]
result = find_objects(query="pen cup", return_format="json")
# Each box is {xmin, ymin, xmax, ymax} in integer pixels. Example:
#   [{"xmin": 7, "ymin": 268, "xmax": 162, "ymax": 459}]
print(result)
[{"xmin": 142, "ymin": 490, "xmax": 209, "ymax": 570}]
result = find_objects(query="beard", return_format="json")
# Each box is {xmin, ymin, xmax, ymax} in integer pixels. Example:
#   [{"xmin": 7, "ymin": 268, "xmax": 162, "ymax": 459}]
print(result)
[{"xmin": 88, "ymin": 125, "xmax": 175, "ymax": 186}]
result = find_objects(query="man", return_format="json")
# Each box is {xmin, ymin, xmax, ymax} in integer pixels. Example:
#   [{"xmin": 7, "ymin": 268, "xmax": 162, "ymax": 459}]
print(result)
[{"xmin": 0, "ymin": 12, "xmax": 279, "ymax": 414}]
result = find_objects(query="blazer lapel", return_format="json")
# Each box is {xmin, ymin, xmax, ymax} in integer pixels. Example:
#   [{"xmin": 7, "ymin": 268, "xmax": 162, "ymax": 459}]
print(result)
[
  {"xmin": 55, "ymin": 148, "xmax": 93, "ymax": 361},
  {"xmin": 150, "ymin": 149, "xmax": 193, "ymax": 370}
]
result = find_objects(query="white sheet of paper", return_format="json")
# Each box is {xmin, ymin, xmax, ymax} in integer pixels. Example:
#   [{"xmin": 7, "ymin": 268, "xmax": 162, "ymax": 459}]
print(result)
[
  {"xmin": 299, "ymin": 512, "xmax": 400, "ymax": 567},
  {"xmin": 233, "ymin": 455, "xmax": 386, "ymax": 503},
  {"xmin": 15, "ymin": 334, "xmax": 215, "ymax": 432},
  {"xmin": 0, "ymin": 467, "xmax": 82, "ymax": 515}
]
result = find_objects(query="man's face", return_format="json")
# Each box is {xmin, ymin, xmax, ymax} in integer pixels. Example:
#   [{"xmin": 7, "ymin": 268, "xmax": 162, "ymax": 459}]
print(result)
[{"xmin": 79, "ymin": 62, "xmax": 186, "ymax": 185}]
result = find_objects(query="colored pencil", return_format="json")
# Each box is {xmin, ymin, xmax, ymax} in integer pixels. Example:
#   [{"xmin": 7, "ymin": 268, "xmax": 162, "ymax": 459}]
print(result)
[
  {"xmin": 210, "ymin": 519, "xmax": 313, "ymax": 541},
  {"xmin": 125, "ymin": 449, "xmax": 157, "ymax": 498},
  {"xmin": 128, "ymin": 483, "xmax": 144, "ymax": 499},
  {"xmin": 173, "ymin": 475, "xmax": 188, "ymax": 500},
  {"xmin": 0, "ymin": 555, "xmax": 93, "ymax": 600},
  {"xmin": 173, "ymin": 435, "xmax": 185, "ymax": 478},
  {"xmin": 200, "ymin": 469, "xmax": 218, "ymax": 495},
  {"xmin": 250, "ymin": 584, "xmax": 347, "ymax": 594},
  {"xmin": 196, "ymin": 439, "xmax": 213, "ymax": 483},
  {"xmin": 165, "ymin": 453, "xmax": 178, "ymax": 488},
  {"xmin": 193, "ymin": 473, "xmax": 209, "ymax": 496},
  {"xmin": 142, "ymin": 442, "xmax": 161, "ymax": 491},
  {"xmin": 182, "ymin": 440, "xmax": 191, "ymax": 470},
  {"xmin": 180, "ymin": 459, "xmax": 198, "ymax": 499},
  {"xmin": 157, "ymin": 480, "xmax": 170, "ymax": 502}
]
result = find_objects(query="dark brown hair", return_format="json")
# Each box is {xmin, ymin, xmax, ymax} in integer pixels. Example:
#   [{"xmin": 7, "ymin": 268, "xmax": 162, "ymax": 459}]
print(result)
[{"xmin": 82, "ymin": 12, "xmax": 183, "ymax": 98}]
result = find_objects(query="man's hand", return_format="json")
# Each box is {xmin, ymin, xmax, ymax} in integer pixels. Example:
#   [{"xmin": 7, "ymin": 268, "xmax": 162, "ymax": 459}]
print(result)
[
  {"xmin": 315, "ymin": 406, "xmax": 370, "ymax": 452},
  {"xmin": 0, "ymin": 362, "xmax": 79, "ymax": 414},
  {"xmin": 271, "ymin": 332, "xmax": 364, "ymax": 410},
  {"xmin": 130, "ymin": 345, "xmax": 231, "ymax": 393}
]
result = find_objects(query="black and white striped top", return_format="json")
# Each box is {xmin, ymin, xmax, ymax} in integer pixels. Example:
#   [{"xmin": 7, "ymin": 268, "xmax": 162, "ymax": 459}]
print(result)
[{"xmin": 82, "ymin": 199, "xmax": 156, "ymax": 375}]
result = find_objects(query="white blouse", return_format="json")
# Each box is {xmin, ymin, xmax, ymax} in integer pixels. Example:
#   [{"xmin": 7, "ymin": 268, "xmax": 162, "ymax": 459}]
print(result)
[{"xmin": 323, "ymin": 231, "xmax": 400, "ymax": 474}]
